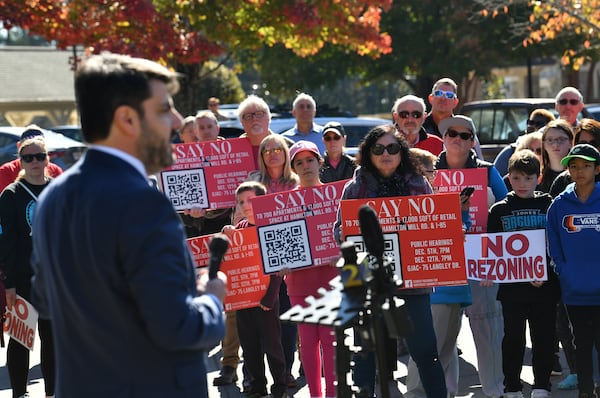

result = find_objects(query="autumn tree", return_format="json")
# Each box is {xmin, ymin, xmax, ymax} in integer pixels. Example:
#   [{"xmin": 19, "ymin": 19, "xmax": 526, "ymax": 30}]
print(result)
[
  {"xmin": 479, "ymin": 0, "xmax": 600, "ymax": 70},
  {"xmin": 0, "ymin": 0, "xmax": 392, "ymax": 115}
]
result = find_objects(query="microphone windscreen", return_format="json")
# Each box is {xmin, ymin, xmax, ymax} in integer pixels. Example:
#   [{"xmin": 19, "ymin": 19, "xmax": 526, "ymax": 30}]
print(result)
[
  {"xmin": 208, "ymin": 233, "xmax": 230, "ymax": 279},
  {"xmin": 358, "ymin": 205, "xmax": 384, "ymax": 259}
]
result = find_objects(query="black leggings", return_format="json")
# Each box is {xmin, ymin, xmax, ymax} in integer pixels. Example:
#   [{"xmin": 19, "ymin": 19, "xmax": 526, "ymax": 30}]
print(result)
[{"xmin": 7, "ymin": 318, "xmax": 55, "ymax": 398}]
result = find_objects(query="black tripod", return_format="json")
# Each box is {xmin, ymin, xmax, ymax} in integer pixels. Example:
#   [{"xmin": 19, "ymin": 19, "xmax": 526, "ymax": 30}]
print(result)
[{"xmin": 281, "ymin": 205, "xmax": 410, "ymax": 397}]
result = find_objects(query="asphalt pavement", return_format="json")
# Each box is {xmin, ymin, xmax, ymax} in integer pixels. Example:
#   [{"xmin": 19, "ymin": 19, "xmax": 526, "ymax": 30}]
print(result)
[{"xmin": 0, "ymin": 316, "xmax": 580, "ymax": 397}]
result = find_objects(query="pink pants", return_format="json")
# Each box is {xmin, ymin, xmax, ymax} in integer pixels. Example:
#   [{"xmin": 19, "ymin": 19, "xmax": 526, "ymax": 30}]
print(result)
[{"xmin": 290, "ymin": 295, "xmax": 336, "ymax": 398}]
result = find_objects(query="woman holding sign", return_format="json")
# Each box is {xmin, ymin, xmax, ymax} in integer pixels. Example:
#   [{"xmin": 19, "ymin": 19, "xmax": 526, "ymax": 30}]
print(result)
[
  {"xmin": 435, "ymin": 115, "xmax": 508, "ymax": 398},
  {"xmin": 0, "ymin": 137, "xmax": 55, "ymax": 398},
  {"xmin": 334, "ymin": 125, "xmax": 447, "ymax": 398},
  {"xmin": 279, "ymin": 140, "xmax": 339, "ymax": 398},
  {"xmin": 247, "ymin": 134, "xmax": 300, "ymax": 388}
]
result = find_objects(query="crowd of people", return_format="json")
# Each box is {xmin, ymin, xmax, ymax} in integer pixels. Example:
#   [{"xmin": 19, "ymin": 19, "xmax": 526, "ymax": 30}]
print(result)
[{"xmin": 0, "ymin": 52, "xmax": 599, "ymax": 398}]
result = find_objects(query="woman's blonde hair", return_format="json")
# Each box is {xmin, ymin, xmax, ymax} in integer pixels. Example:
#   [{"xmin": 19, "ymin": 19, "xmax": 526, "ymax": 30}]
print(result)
[
  {"xmin": 249, "ymin": 135, "xmax": 298, "ymax": 187},
  {"xmin": 17, "ymin": 137, "xmax": 48, "ymax": 181}
]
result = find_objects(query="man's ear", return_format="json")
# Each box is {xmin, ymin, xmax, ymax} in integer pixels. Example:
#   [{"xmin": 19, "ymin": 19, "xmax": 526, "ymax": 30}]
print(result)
[{"xmin": 113, "ymin": 105, "xmax": 140, "ymax": 138}]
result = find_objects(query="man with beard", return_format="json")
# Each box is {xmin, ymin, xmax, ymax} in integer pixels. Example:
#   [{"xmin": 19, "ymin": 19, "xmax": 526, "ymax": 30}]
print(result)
[
  {"xmin": 29, "ymin": 53, "xmax": 226, "ymax": 397},
  {"xmin": 393, "ymin": 95, "xmax": 444, "ymax": 156}
]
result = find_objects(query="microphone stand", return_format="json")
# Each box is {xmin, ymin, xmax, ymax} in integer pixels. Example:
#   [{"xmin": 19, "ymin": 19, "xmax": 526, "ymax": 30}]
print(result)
[{"xmin": 281, "ymin": 205, "xmax": 407, "ymax": 397}]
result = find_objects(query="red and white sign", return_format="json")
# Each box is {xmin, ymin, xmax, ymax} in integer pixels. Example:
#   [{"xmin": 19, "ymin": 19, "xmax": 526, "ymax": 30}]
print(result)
[
  {"xmin": 187, "ymin": 228, "xmax": 270, "ymax": 311},
  {"xmin": 4, "ymin": 295, "xmax": 38, "ymax": 350},
  {"xmin": 252, "ymin": 180, "xmax": 347, "ymax": 274},
  {"xmin": 464, "ymin": 229, "xmax": 547, "ymax": 283},
  {"xmin": 434, "ymin": 168, "xmax": 488, "ymax": 233},
  {"xmin": 339, "ymin": 193, "xmax": 467, "ymax": 289},
  {"xmin": 161, "ymin": 138, "xmax": 254, "ymax": 211}
]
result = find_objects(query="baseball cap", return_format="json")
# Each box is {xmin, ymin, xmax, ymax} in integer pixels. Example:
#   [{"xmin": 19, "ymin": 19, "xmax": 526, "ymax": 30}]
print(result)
[
  {"xmin": 561, "ymin": 143, "xmax": 600, "ymax": 167},
  {"xmin": 20, "ymin": 125, "xmax": 45, "ymax": 141},
  {"xmin": 289, "ymin": 140, "xmax": 321, "ymax": 162},
  {"xmin": 438, "ymin": 115, "xmax": 476, "ymax": 135},
  {"xmin": 322, "ymin": 121, "xmax": 345, "ymax": 137}
]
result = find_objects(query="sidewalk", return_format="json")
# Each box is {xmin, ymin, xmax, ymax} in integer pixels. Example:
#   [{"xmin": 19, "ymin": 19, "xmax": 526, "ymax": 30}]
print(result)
[{"xmin": 0, "ymin": 315, "xmax": 579, "ymax": 397}]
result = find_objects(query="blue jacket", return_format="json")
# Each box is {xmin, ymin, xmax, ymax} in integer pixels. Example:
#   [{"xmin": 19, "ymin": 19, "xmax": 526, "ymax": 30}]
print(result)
[
  {"xmin": 547, "ymin": 182, "xmax": 600, "ymax": 306},
  {"xmin": 31, "ymin": 149, "xmax": 224, "ymax": 397}
]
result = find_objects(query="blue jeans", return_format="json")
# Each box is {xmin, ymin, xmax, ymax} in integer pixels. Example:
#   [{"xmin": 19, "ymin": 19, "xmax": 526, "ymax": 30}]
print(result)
[{"xmin": 353, "ymin": 294, "xmax": 447, "ymax": 398}]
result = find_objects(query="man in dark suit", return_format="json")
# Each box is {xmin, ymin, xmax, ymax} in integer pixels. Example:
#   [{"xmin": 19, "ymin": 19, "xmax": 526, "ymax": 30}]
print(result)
[{"xmin": 30, "ymin": 53, "xmax": 226, "ymax": 397}]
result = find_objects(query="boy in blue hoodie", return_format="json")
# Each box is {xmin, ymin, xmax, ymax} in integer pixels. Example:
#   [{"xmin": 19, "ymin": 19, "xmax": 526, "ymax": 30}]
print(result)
[
  {"xmin": 547, "ymin": 144, "xmax": 600, "ymax": 398},
  {"xmin": 489, "ymin": 149, "xmax": 560, "ymax": 398}
]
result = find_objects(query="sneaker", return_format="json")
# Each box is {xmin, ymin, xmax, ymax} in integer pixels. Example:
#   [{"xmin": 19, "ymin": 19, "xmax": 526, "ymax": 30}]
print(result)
[
  {"xmin": 558, "ymin": 374, "xmax": 579, "ymax": 390},
  {"xmin": 552, "ymin": 355, "xmax": 563, "ymax": 376},
  {"xmin": 213, "ymin": 365, "xmax": 238, "ymax": 386},
  {"xmin": 503, "ymin": 392, "xmax": 524, "ymax": 398},
  {"xmin": 531, "ymin": 389, "xmax": 551, "ymax": 398}
]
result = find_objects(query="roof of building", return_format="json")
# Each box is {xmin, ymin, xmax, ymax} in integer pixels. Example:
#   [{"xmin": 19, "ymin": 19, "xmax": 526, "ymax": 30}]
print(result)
[{"xmin": 0, "ymin": 46, "xmax": 75, "ymax": 103}]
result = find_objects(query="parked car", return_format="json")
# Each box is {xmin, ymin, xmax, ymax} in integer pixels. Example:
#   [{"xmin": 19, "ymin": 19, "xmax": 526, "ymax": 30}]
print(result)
[
  {"xmin": 0, "ymin": 126, "xmax": 87, "ymax": 170},
  {"xmin": 218, "ymin": 116, "xmax": 391, "ymax": 155},
  {"xmin": 49, "ymin": 125, "xmax": 84, "ymax": 142},
  {"xmin": 460, "ymin": 98, "xmax": 600, "ymax": 162}
]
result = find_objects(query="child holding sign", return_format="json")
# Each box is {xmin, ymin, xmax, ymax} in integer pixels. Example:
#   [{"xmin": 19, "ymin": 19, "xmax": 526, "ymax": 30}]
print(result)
[
  {"xmin": 222, "ymin": 181, "xmax": 288, "ymax": 398},
  {"xmin": 547, "ymin": 144, "xmax": 600, "ymax": 398},
  {"xmin": 488, "ymin": 149, "xmax": 560, "ymax": 398}
]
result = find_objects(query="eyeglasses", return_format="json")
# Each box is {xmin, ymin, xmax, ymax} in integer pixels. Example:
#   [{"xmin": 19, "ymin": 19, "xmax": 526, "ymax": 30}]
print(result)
[
  {"xmin": 241, "ymin": 111, "xmax": 267, "ymax": 121},
  {"xmin": 398, "ymin": 110, "xmax": 423, "ymax": 119},
  {"xmin": 557, "ymin": 98, "xmax": 580, "ymax": 106},
  {"xmin": 528, "ymin": 147, "xmax": 542, "ymax": 155},
  {"xmin": 21, "ymin": 152, "xmax": 47, "ymax": 163},
  {"xmin": 445, "ymin": 129, "xmax": 473, "ymax": 140},
  {"xmin": 262, "ymin": 147, "xmax": 284, "ymax": 156},
  {"xmin": 527, "ymin": 119, "xmax": 547, "ymax": 128},
  {"xmin": 324, "ymin": 134, "xmax": 341, "ymax": 142},
  {"xmin": 371, "ymin": 143, "xmax": 401, "ymax": 156},
  {"xmin": 543, "ymin": 137, "xmax": 570, "ymax": 146},
  {"xmin": 432, "ymin": 90, "xmax": 456, "ymax": 99}
]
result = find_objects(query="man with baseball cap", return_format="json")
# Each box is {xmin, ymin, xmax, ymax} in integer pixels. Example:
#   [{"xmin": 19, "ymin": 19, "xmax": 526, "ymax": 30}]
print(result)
[
  {"xmin": 0, "ymin": 125, "xmax": 63, "ymax": 191},
  {"xmin": 319, "ymin": 121, "xmax": 356, "ymax": 183}
]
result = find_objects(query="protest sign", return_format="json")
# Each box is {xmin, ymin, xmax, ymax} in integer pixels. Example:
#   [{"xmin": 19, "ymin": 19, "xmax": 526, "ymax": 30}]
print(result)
[
  {"xmin": 187, "ymin": 228, "xmax": 270, "ymax": 311},
  {"xmin": 252, "ymin": 180, "xmax": 347, "ymax": 274},
  {"xmin": 339, "ymin": 193, "xmax": 467, "ymax": 288},
  {"xmin": 161, "ymin": 138, "xmax": 254, "ymax": 211},
  {"xmin": 4, "ymin": 295, "xmax": 38, "ymax": 350},
  {"xmin": 464, "ymin": 229, "xmax": 547, "ymax": 282},
  {"xmin": 434, "ymin": 168, "xmax": 488, "ymax": 233}
]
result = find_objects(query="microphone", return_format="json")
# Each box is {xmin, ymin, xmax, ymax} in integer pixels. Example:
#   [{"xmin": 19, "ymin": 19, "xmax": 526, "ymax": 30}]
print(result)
[
  {"xmin": 208, "ymin": 233, "xmax": 230, "ymax": 279},
  {"xmin": 358, "ymin": 205, "xmax": 384, "ymax": 260}
]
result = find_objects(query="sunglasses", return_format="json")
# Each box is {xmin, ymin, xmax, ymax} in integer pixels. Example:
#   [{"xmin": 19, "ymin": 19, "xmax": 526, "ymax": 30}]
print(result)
[
  {"xmin": 371, "ymin": 143, "xmax": 401, "ymax": 156},
  {"xmin": 557, "ymin": 98, "xmax": 580, "ymax": 106},
  {"xmin": 432, "ymin": 90, "xmax": 456, "ymax": 99},
  {"xmin": 323, "ymin": 134, "xmax": 341, "ymax": 142},
  {"xmin": 21, "ymin": 152, "xmax": 47, "ymax": 163},
  {"xmin": 398, "ymin": 110, "xmax": 423, "ymax": 119},
  {"xmin": 262, "ymin": 147, "xmax": 284, "ymax": 156},
  {"xmin": 445, "ymin": 129, "xmax": 473, "ymax": 140},
  {"xmin": 241, "ymin": 111, "xmax": 267, "ymax": 121}
]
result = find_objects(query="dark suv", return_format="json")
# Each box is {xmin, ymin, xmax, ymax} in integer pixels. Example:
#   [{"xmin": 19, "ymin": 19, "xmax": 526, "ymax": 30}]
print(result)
[{"xmin": 460, "ymin": 98, "xmax": 600, "ymax": 162}]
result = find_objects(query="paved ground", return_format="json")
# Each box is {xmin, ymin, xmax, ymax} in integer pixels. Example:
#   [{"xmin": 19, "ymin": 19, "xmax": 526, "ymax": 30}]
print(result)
[{"xmin": 0, "ymin": 315, "xmax": 579, "ymax": 397}]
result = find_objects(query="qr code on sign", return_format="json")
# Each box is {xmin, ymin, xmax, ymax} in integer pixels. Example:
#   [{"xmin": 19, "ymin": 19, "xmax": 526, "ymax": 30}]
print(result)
[
  {"xmin": 161, "ymin": 169, "xmax": 209, "ymax": 211},
  {"xmin": 347, "ymin": 233, "xmax": 402, "ymax": 280},
  {"xmin": 257, "ymin": 220, "xmax": 312, "ymax": 273}
]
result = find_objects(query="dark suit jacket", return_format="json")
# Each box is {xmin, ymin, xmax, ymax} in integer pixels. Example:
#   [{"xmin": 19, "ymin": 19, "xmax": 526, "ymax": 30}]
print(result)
[{"xmin": 31, "ymin": 149, "xmax": 224, "ymax": 397}]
